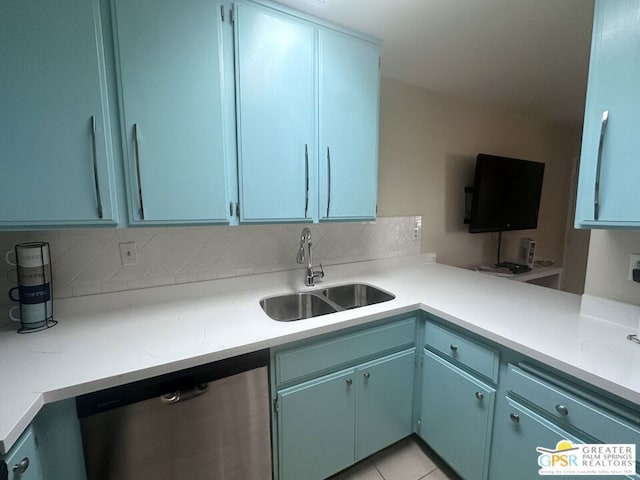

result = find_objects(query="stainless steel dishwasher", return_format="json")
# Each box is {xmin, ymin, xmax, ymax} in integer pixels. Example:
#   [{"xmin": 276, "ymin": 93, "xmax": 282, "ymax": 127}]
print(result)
[{"xmin": 77, "ymin": 350, "xmax": 272, "ymax": 480}]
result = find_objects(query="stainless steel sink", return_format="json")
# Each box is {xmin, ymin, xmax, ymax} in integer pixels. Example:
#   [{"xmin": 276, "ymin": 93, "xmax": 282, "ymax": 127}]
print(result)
[
  {"xmin": 259, "ymin": 292, "xmax": 337, "ymax": 322},
  {"xmin": 260, "ymin": 283, "xmax": 394, "ymax": 321},
  {"xmin": 320, "ymin": 283, "xmax": 395, "ymax": 310}
]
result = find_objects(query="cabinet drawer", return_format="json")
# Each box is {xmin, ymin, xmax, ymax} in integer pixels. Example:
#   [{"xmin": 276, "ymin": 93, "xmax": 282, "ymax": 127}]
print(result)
[
  {"xmin": 508, "ymin": 365, "xmax": 640, "ymax": 446},
  {"xmin": 276, "ymin": 317, "xmax": 416, "ymax": 385},
  {"xmin": 424, "ymin": 321, "xmax": 499, "ymax": 382}
]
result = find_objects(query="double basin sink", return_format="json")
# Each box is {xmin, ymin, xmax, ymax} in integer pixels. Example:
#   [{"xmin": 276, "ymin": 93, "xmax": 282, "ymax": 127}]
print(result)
[{"xmin": 260, "ymin": 283, "xmax": 395, "ymax": 322}]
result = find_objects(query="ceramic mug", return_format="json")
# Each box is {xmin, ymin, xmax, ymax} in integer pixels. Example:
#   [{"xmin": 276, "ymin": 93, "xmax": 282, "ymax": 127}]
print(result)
[
  {"xmin": 9, "ymin": 283, "xmax": 51, "ymax": 304},
  {"xmin": 7, "ymin": 265, "xmax": 51, "ymax": 286},
  {"xmin": 9, "ymin": 300, "xmax": 53, "ymax": 328},
  {"xmin": 5, "ymin": 242, "xmax": 51, "ymax": 268}
]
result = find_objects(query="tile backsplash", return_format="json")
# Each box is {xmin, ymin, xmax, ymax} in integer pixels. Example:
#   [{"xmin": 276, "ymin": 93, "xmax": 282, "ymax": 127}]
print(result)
[{"xmin": 0, "ymin": 216, "xmax": 421, "ymax": 305}]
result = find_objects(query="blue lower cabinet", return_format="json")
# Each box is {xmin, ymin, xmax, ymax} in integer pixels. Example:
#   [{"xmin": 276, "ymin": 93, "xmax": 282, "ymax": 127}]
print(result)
[
  {"xmin": 356, "ymin": 349, "xmax": 415, "ymax": 461},
  {"xmin": 32, "ymin": 399, "xmax": 86, "ymax": 480},
  {"xmin": 420, "ymin": 349, "xmax": 495, "ymax": 480},
  {"xmin": 2, "ymin": 426, "xmax": 43, "ymax": 480},
  {"xmin": 277, "ymin": 369, "xmax": 356, "ymax": 480},
  {"xmin": 275, "ymin": 344, "xmax": 416, "ymax": 479},
  {"xmin": 487, "ymin": 397, "xmax": 634, "ymax": 480}
]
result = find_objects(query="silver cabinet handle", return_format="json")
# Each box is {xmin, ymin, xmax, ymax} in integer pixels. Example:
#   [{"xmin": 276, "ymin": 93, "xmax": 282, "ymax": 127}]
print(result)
[
  {"xmin": 346, "ymin": 378, "xmax": 353, "ymax": 386},
  {"xmin": 161, "ymin": 383, "xmax": 209, "ymax": 404},
  {"xmin": 475, "ymin": 391, "xmax": 484, "ymax": 400},
  {"xmin": 555, "ymin": 404, "xmax": 569, "ymax": 416},
  {"xmin": 326, "ymin": 146, "xmax": 331, "ymax": 218},
  {"xmin": 90, "ymin": 116, "xmax": 103, "ymax": 219},
  {"xmin": 450, "ymin": 344, "xmax": 458, "ymax": 352},
  {"xmin": 133, "ymin": 124, "xmax": 145, "ymax": 219},
  {"xmin": 509, "ymin": 413, "xmax": 520, "ymax": 424},
  {"xmin": 363, "ymin": 372, "xmax": 370, "ymax": 380},
  {"xmin": 12, "ymin": 458, "xmax": 29, "ymax": 474},
  {"xmin": 304, "ymin": 144, "xmax": 309, "ymax": 218},
  {"xmin": 594, "ymin": 110, "xmax": 609, "ymax": 220}
]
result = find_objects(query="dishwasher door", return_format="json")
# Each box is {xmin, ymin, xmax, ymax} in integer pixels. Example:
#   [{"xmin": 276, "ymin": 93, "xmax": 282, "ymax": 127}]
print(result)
[{"xmin": 78, "ymin": 352, "xmax": 272, "ymax": 480}]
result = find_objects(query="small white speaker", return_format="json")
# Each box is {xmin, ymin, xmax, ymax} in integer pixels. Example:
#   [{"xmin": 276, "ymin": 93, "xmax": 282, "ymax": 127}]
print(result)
[{"xmin": 519, "ymin": 238, "xmax": 536, "ymax": 268}]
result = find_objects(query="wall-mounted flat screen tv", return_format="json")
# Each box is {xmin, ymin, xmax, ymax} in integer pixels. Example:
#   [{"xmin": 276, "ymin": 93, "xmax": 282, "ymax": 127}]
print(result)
[{"xmin": 467, "ymin": 154, "xmax": 545, "ymax": 233}]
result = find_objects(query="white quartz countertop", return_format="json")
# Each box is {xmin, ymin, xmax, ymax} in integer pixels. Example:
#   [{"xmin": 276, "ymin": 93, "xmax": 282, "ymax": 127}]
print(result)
[{"xmin": 1, "ymin": 255, "xmax": 639, "ymax": 454}]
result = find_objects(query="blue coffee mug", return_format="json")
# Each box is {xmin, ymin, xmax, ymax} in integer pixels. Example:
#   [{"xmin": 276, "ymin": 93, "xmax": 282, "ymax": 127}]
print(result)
[{"xmin": 8, "ymin": 283, "xmax": 51, "ymax": 304}]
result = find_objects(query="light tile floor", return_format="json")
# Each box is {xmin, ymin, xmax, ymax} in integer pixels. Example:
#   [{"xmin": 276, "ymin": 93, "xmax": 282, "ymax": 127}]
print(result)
[{"xmin": 328, "ymin": 436, "xmax": 460, "ymax": 480}]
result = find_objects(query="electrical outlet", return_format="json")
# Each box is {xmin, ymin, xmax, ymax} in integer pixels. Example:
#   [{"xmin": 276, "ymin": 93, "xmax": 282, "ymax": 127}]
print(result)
[
  {"xmin": 628, "ymin": 253, "xmax": 640, "ymax": 281},
  {"xmin": 413, "ymin": 227, "xmax": 420, "ymax": 240},
  {"xmin": 119, "ymin": 242, "xmax": 138, "ymax": 266}
]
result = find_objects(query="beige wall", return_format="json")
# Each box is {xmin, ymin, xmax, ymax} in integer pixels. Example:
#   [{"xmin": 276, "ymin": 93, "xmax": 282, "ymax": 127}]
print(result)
[
  {"xmin": 377, "ymin": 77, "xmax": 583, "ymax": 286},
  {"xmin": 584, "ymin": 231, "xmax": 640, "ymax": 305},
  {"xmin": 560, "ymin": 156, "xmax": 591, "ymax": 294}
]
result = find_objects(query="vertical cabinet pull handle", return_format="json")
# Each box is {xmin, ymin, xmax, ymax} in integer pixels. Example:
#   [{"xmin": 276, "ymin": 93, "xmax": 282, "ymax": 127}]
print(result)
[
  {"xmin": 509, "ymin": 413, "xmax": 520, "ymax": 424},
  {"xmin": 475, "ymin": 391, "xmax": 484, "ymax": 400},
  {"xmin": 346, "ymin": 378, "xmax": 353, "ymax": 386},
  {"xmin": 304, "ymin": 144, "xmax": 309, "ymax": 218},
  {"xmin": 326, "ymin": 146, "xmax": 331, "ymax": 218},
  {"xmin": 363, "ymin": 372, "xmax": 370, "ymax": 380},
  {"xmin": 555, "ymin": 404, "xmax": 569, "ymax": 416},
  {"xmin": 133, "ymin": 124, "xmax": 145, "ymax": 219},
  {"xmin": 12, "ymin": 457, "xmax": 29, "ymax": 474},
  {"xmin": 594, "ymin": 110, "xmax": 609, "ymax": 220},
  {"xmin": 90, "ymin": 116, "xmax": 103, "ymax": 219}
]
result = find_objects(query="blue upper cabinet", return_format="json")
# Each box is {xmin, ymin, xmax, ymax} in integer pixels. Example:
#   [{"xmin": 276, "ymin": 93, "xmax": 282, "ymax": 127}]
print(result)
[
  {"xmin": 234, "ymin": 1, "xmax": 381, "ymax": 223},
  {"xmin": 319, "ymin": 29, "xmax": 380, "ymax": 221},
  {"xmin": 0, "ymin": 0, "xmax": 118, "ymax": 228},
  {"xmin": 575, "ymin": 0, "xmax": 640, "ymax": 228},
  {"xmin": 112, "ymin": 0, "xmax": 230, "ymax": 224},
  {"xmin": 234, "ymin": 2, "xmax": 316, "ymax": 223}
]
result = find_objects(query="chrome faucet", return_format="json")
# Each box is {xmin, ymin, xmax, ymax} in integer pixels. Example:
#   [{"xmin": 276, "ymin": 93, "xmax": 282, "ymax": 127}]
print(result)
[{"xmin": 297, "ymin": 227, "xmax": 324, "ymax": 286}]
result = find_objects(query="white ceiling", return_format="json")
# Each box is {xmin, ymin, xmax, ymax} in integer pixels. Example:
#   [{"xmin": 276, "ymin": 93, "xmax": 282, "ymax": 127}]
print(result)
[{"xmin": 277, "ymin": 0, "xmax": 594, "ymax": 127}]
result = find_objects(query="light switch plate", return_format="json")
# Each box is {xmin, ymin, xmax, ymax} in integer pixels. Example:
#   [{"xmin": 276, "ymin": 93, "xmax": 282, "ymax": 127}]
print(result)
[
  {"xmin": 628, "ymin": 253, "xmax": 640, "ymax": 281},
  {"xmin": 119, "ymin": 242, "xmax": 138, "ymax": 266}
]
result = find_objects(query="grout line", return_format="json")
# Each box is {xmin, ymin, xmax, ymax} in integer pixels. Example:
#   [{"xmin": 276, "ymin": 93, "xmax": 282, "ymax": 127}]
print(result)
[
  {"xmin": 371, "ymin": 460, "xmax": 385, "ymax": 480},
  {"xmin": 421, "ymin": 465, "xmax": 438, "ymax": 479}
]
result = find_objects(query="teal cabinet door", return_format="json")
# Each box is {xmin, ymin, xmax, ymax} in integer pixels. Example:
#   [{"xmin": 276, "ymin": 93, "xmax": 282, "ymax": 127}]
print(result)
[
  {"xmin": 575, "ymin": 0, "xmax": 640, "ymax": 228},
  {"xmin": 277, "ymin": 369, "xmax": 355, "ymax": 480},
  {"xmin": 318, "ymin": 29, "xmax": 380, "ymax": 221},
  {"xmin": 420, "ymin": 349, "xmax": 495, "ymax": 480},
  {"xmin": 2, "ymin": 426, "xmax": 43, "ymax": 480},
  {"xmin": 488, "ymin": 397, "xmax": 629, "ymax": 480},
  {"xmin": 234, "ymin": 2, "xmax": 316, "ymax": 222},
  {"xmin": 0, "ymin": 0, "xmax": 118, "ymax": 228},
  {"xmin": 356, "ymin": 349, "xmax": 415, "ymax": 461},
  {"xmin": 113, "ymin": 0, "xmax": 229, "ymax": 224},
  {"xmin": 32, "ymin": 399, "xmax": 86, "ymax": 480}
]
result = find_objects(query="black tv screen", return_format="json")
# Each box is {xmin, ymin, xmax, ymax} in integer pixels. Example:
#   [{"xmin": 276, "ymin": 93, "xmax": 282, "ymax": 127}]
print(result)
[{"xmin": 468, "ymin": 154, "xmax": 545, "ymax": 233}]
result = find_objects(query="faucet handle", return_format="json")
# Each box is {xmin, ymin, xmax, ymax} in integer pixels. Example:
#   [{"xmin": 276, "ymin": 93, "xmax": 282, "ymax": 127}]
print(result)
[{"xmin": 315, "ymin": 263, "xmax": 325, "ymax": 279}]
